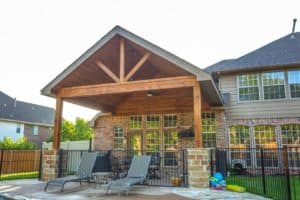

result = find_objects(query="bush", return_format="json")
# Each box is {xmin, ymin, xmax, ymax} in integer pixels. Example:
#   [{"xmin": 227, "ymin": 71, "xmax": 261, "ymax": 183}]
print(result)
[{"xmin": 0, "ymin": 137, "xmax": 37, "ymax": 149}]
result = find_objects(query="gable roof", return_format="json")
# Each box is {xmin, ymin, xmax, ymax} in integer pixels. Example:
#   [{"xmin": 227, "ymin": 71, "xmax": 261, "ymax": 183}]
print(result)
[
  {"xmin": 41, "ymin": 26, "xmax": 213, "ymax": 95},
  {"xmin": 0, "ymin": 91, "xmax": 54, "ymax": 126},
  {"xmin": 205, "ymin": 32, "xmax": 300, "ymax": 74}
]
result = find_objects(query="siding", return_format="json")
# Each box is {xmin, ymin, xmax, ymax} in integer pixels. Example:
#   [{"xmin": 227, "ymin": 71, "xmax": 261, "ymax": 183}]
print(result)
[
  {"xmin": 0, "ymin": 121, "xmax": 24, "ymax": 140},
  {"xmin": 220, "ymin": 74, "xmax": 300, "ymax": 119}
]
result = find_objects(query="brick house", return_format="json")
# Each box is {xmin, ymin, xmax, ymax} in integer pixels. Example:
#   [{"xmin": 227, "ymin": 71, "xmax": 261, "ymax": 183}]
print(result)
[{"xmin": 0, "ymin": 91, "xmax": 54, "ymax": 147}]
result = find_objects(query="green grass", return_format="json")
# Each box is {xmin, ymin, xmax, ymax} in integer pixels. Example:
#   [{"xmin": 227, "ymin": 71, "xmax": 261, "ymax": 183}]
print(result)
[
  {"xmin": 226, "ymin": 175, "xmax": 300, "ymax": 200},
  {"xmin": 0, "ymin": 171, "xmax": 38, "ymax": 181}
]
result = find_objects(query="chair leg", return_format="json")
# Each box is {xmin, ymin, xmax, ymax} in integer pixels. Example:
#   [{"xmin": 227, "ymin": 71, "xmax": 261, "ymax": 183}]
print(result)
[
  {"xmin": 44, "ymin": 182, "xmax": 49, "ymax": 192},
  {"xmin": 61, "ymin": 183, "xmax": 65, "ymax": 192},
  {"xmin": 106, "ymin": 183, "xmax": 111, "ymax": 194}
]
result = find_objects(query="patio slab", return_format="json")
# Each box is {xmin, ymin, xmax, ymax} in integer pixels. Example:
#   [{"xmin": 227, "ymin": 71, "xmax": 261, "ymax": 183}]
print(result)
[{"xmin": 0, "ymin": 179, "xmax": 269, "ymax": 200}]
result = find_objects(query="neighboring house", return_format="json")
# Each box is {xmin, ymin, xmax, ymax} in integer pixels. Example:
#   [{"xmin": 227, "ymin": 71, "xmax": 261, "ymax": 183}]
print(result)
[
  {"xmin": 0, "ymin": 91, "xmax": 54, "ymax": 147},
  {"xmin": 205, "ymin": 30, "xmax": 300, "ymax": 149}
]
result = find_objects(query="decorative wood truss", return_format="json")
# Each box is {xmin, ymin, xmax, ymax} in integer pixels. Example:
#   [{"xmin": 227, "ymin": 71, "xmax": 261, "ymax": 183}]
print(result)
[{"xmin": 52, "ymin": 37, "xmax": 203, "ymax": 150}]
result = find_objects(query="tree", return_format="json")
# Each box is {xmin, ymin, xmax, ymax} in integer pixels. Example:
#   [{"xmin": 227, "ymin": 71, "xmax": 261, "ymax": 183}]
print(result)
[
  {"xmin": 0, "ymin": 137, "xmax": 37, "ymax": 149},
  {"xmin": 47, "ymin": 117, "xmax": 93, "ymax": 142}
]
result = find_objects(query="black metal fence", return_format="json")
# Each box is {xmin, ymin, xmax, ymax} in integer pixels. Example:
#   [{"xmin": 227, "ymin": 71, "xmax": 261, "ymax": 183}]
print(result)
[
  {"xmin": 0, "ymin": 149, "xmax": 42, "ymax": 181},
  {"xmin": 211, "ymin": 147, "xmax": 300, "ymax": 200},
  {"xmin": 58, "ymin": 149, "xmax": 188, "ymax": 187}
]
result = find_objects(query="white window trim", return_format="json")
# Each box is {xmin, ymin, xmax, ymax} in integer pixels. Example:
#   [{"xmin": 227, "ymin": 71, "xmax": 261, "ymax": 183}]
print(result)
[
  {"xmin": 261, "ymin": 71, "xmax": 286, "ymax": 100},
  {"xmin": 113, "ymin": 126, "xmax": 124, "ymax": 150},
  {"xmin": 237, "ymin": 73, "xmax": 260, "ymax": 102},
  {"xmin": 287, "ymin": 69, "xmax": 300, "ymax": 99}
]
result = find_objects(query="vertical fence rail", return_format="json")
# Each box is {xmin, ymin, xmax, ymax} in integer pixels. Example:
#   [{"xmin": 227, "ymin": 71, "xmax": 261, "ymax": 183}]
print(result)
[
  {"xmin": 260, "ymin": 148, "xmax": 267, "ymax": 195},
  {"xmin": 283, "ymin": 146, "xmax": 292, "ymax": 200}
]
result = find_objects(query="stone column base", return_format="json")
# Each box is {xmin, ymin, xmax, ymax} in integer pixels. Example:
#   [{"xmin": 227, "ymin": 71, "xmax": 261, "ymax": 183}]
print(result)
[
  {"xmin": 187, "ymin": 148, "xmax": 211, "ymax": 188},
  {"xmin": 41, "ymin": 150, "xmax": 59, "ymax": 182}
]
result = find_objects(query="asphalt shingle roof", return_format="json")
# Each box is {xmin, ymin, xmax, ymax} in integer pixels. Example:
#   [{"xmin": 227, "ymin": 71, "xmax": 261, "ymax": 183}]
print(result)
[
  {"xmin": 0, "ymin": 91, "xmax": 54, "ymax": 126},
  {"xmin": 205, "ymin": 32, "xmax": 300, "ymax": 73}
]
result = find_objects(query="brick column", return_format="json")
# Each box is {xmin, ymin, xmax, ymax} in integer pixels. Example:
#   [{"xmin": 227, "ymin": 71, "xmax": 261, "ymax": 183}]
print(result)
[
  {"xmin": 215, "ymin": 110, "xmax": 226, "ymax": 148},
  {"xmin": 187, "ymin": 148, "xmax": 211, "ymax": 188},
  {"xmin": 41, "ymin": 150, "xmax": 59, "ymax": 181}
]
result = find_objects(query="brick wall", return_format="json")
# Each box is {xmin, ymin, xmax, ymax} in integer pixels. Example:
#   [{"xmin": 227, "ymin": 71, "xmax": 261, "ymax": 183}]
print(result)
[
  {"xmin": 187, "ymin": 148, "xmax": 211, "ymax": 188},
  {"xmin": 24, "ymin": 124, "xmax": 53, "ymax": 148},
  {"xmin": 93, "ymin": 111, "xmax": 226, "ymax": 150},
  {"xmin": 41, "ymin": 150, "xmax": 58, "ymax": 181}
]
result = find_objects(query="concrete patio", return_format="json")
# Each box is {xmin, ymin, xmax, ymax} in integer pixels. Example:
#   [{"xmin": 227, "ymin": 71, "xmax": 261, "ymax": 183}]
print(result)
[{"xmin": 0, "ymin": 179, "xmax": 270, "ymax": 200}]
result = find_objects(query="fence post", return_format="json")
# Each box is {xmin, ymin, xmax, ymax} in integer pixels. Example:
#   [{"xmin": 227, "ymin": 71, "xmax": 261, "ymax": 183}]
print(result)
[
  {"xmin": 260, "ymin": 148, "xmax": 267, "ymax": 195},
  {"xmin": 283, "ymin": 146, "xmax": 292, "ymax": 200},
  {"xmin": 210, "ymin": 149, "xmax": 214, "ymax": 176},
  {"xmin": 38, "ymin": 149, "xmax": 43, "ymax": 180},
  {"xmin": 0, "ymin": 149, "xmax": 3, "ymax": 177}
]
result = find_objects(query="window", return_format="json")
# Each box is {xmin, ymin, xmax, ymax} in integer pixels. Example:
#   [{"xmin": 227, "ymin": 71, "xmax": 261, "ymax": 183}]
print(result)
[
  {"xmin": 146, "ymin": 115, "xmax": 160, "ymax": 129},
  {"xmin": 281, "ymin": 124, "xmax": 300, "ymax": 145},
  {"xmin": 262, "ymin": 72, "xmax": 285, "ymax": 99},
  {"xmin": 163, "ymin": 114, "xmax": 177, "ymax": 128},
  {"xmin": 254, "ymin": 125, "xmax": 276, "ymax": 148},
  {"xmin": 113, "ymin": 127, "xmax": 124, "ymax": 149},
  {"xmin": 16, "ymin": 124, "xmax": 21, "ymax": 134},
  {"xmin": 30, "ymin": 126, "xmax": 39, "ymax": 135},
  {"xmin": 288, "ymin": 70, "xmax": 300, "ymax": 98},
  {"xmin": 238, "ymin": 74, "xmax": 260, "ymax": 101},
  {"xmin": 129, "ymin": 115, "xmax": 142, "ymax": 129},
  {"xmin": 229, "ymin": 126, "xmax": 250, "ymax": 148},
  {"xmin": 163, "ymin": 130, "xmax": 178, "ymax": 166},
  {"xmin": 202, "ymin": 112, "xmax": 216, "ymax": 147},
  {"xmin": 146, "ymin": 131, "xmax": 160, "ymax": 152}
]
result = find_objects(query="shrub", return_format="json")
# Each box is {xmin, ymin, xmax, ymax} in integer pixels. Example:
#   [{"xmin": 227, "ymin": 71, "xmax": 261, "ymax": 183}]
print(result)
[{"xmin": 0, "ymin": 137, "xmax": 37, "ymax": 149}]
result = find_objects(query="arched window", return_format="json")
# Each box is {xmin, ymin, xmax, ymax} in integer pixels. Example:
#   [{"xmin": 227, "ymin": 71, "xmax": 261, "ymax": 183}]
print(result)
[
  {"xmin": 229, "ymin": 125, "xmax": 250, "ymax": 148},
  {"xmin": 281, "ymin": 124, "xmax": 300, "ymax": 145},
  {"xmin": 254, "ymin": 125, "xmax": 276, "ymax": 148}
]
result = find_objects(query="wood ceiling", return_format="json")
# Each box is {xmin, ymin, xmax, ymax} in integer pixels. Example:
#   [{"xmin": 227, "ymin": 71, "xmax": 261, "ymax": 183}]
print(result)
[{"xmin": 53, "ymin": 35, "xmax": 201, "ymax": 113}]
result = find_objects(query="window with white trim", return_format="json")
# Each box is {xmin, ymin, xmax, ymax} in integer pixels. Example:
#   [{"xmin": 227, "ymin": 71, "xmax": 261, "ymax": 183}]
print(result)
[
  {"xmin": 262, "ymin": 72, "xmax": 285, "ymax": 99},
  {"xmin": 254, "ymin": 125, "xmax": 277, "ymax": 148},
  {"xmin": 163, "ymin": 114, "xmax": 177, "ymax": 128},
  {"xmin": 16, "ymin": 124, "xmax": 21, "ymax": 134},
  {"xmin": 229, "ymin": 125, "xmax": 250, "ymax": 148},
  {"xmin": 146, "ymin": 130, "xmax": 160, "ymax": 152},
  {"xmin": 238, "ymin": 74, "xmax": 260, "ymax": 101},
  {"xmin": 288, "ymin": 70, "xmax": 300, "ymax": 98},
  {"xmin": 30, "ymin": 125, "xmax": 39, "ymax": 135},
  {"xmin": 129, "ymin": 115, "xmax": 142, "ymax": 129},
  {"xmin": 146, "ymin": 115, "xmax": 160, "ymax": 129},
  {"xmin": 281, "ymin": 124, "xmax": 300, "ymax": 145},
  {"xmin": 113, "ymin": 127, "xmax": 124, "ymax": 149},
  {"xmin": 202, "ymin": 112, "xmax": 216, "ymax": 147}
]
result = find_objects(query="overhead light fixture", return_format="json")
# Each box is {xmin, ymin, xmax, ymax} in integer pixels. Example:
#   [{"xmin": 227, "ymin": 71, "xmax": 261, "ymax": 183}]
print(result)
[{"xmin": 147, "ymin": 91, "xmax": 153, "ymax": 97}]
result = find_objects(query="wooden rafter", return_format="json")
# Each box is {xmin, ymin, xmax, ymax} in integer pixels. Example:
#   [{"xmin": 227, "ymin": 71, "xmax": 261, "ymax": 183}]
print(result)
[
  {"xmin": 58, "ymin": 76, "xmax": 196, "ymax": 98},
  {"xmin": 125, "ymin": 52, "xmax": 151, "ymax": 81},
  {"xmin": 120, "ymin": 38, "xmax": 125, "ymax": 82},
  {"xmin": 95, "ymin": 61, "xmax": 120, "ymax": 82}
]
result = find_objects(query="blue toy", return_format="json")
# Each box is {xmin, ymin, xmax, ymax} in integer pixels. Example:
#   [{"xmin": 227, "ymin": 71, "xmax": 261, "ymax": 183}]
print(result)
[{"xmin": 209, "ymin": 172, "xmax": 226, "ymax": 190}]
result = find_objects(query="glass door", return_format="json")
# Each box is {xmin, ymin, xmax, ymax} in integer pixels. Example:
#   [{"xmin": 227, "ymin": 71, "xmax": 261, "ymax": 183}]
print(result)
[{"xmin": 128, "ymin": 132, "xmax": 143, "ymax": 155}]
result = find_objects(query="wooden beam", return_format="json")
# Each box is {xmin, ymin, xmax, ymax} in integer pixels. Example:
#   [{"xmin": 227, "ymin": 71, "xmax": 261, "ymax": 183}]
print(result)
[
  {"xmin": 125, "ymin": 52, "xmax": 151, "ymax": 81},
  {"xmin": 58, "ymin": 76, "xmax": 196, "ymax": 98},
  {"xmin": 53, "ymin": 98, "xmax": 63, "ymax": 150},
  {"xmin": 193, "ymin": 82, "xmax": 202, "ymax": 147},
  {"xmin": 120, "ymin": 38, "xmax": 125, "ymax": 82},
  {"xmin": 95, "ymin": 61, "xmax": 120, "ymax": 82}
]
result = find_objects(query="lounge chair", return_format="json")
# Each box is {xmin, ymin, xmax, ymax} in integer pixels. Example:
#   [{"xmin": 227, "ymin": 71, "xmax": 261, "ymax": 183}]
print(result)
[
  {"xmin": 44, "ymin": 152, "xmax": 98, "ymax": 192},
  {"xmin": 106, "ymin": 155, "xmax": 151, "ymax": 195}
]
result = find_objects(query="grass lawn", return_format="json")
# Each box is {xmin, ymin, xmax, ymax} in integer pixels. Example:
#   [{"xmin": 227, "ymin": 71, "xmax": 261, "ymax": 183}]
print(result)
[
  {"xmin": 0, "ymin": 171, "xmax": 38, "ymax": 181},
  {"xmin": 226, "ymin": 175, "xmax": 300, "ymax": 200}
]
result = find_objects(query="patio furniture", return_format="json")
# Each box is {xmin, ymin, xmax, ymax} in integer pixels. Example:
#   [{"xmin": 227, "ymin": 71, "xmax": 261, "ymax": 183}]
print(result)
[
  {"xmin": 44, "ymin": 152, "xmax": 98, "ymax": 192},
  {"xmin": 106, "ymin": 155, "xmax": 151, "ymax": 195},
  {"xmin": 93, "ymin": 172, "xmax": 112, "ymax": 188},
  {"xmin": 148, "ymin": 153, "xmax": 161, "ymax": 179}
]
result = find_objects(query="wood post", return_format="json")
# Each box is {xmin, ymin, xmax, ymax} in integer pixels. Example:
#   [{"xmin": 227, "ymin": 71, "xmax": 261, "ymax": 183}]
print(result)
[
  {"xmin": 53, "ymin": 98, "xmax": 63, "ymax": 150},
  {"xmin": 120, "ymin": 38, "xmax": 125, "ymax": 82},
  {"xmin": 193, "ymin": 82, "xmax": 202, "ymax": 147}
]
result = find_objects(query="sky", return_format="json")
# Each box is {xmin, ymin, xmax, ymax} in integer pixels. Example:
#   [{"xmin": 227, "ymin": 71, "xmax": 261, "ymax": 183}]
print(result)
[{"xmin": 0, "ymin": 0, "xmax": 299, "ymax": 122}]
